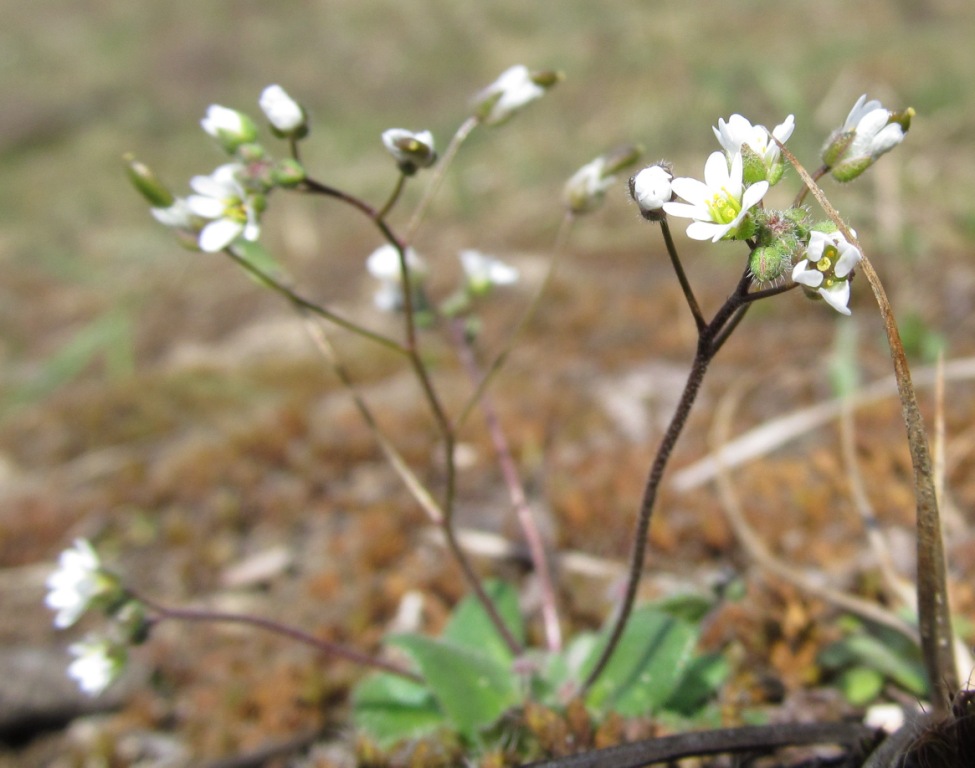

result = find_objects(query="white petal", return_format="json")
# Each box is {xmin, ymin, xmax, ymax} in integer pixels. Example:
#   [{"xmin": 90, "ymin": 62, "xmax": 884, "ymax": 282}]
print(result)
[
  {"xmin": 740, "ymin": 180, "xmax": 769, "ymax": 211},
  {"xmin": 662, "ymin": 201, "xmax": 704, "ymax": 220},
  {"xmin": 773, "ymin": 115, "xmax": 795, "ymax": 144},
  {"xmin": 185, "ymin": 195, "xmax": 226, "ymax": 219},
  {"xmin": 834, "ymin": 243, "xmax": 862, "ymax": 277},
  {"xmin": 792, "ymin": 261, "xmax": 824, "ymax": 287},
  {"xmin": 703, "ymin": 151, "xmax": 733, "ymax": 190},
  {"xmin": 685, "ymin": 221, "xmax": 727, "ymax": 241},
  {"xmin": 198, "ymin": 219, "xmax": 243, "ymax": 252},
  {"xmin": 819, "ymin": 281, "xmax": 852, "ymax": 315},
  {"xmin": 668, "ymin": 178, "xmax": 711, "ymax": 208}
]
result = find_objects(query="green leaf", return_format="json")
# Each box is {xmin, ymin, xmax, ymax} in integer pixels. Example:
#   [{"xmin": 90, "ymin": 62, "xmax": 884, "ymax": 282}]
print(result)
[
  {"xmin": 442, "ymin": 579, "xmax": 524, "ymax": 664},
  {"xmin": 583, "ymin": 606, "xmax": 698, "ymax": 717},
  {"xmin": 663, "ymin": 652, "xmax": 730, "ymax": 716},
  {"xmin": 231, "ymin": 239, "xmax": 283, "ymax": 283},
  {"xmin": 840, "ymin": 633, "xmax": 927, "ymax": 696},
  {"xmin": 389, "ymin": 634, "xmax": 520, "ymax": 739},
  {"xmin": 352, "ymin": 672, "xmax": 445, "ymax": 746},
  {"xmin": 838, "ymin": 666, "xmax": 885, "ymax": 706},
  {"xmin": 654, "ymin": 593, "xmax": 715, "ymax": 624}
]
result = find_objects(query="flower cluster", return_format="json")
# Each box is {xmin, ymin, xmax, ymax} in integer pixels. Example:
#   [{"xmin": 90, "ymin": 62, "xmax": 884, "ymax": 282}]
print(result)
[
  {"xmin": 630, "ymin": 95, "xmax": 910, "ymax": 314},
  {"xmin": 46, "ymin": 539, "xmax": 146, "ymax": 696}
]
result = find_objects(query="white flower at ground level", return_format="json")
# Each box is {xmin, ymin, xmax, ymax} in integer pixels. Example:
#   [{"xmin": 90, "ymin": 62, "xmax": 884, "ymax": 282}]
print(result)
[
  {"xmin": 46, "ymin": 539, "xmax": 113, "ymax": 629},
  {"xmin": 792, "ymin": 229, "xmax": 862, "ymax": 315},
  {"xmin": 366, "ymin": 244, "xmax": 427, "ymax": 311},
  {"xmin": 381, "ymin": 129, "xmax": 437, "ymax": 173},
  {"xmin": 629, "ymin": 164, "xmax": 673, "ymax": 219},
  {"xmin": 472, "ymin": 65, "xmax": 558, "ymax": 126},
  {"xmin": 713, "ymin": 113, "xmax": 794, "ymax": 184},
  {"xmin": 200, "ymin": 105, "xmax": 258, "ymax": 153},
  {"xmin": 186, "ymin": 164, "xmax": 264, "ymax": 252},
  {"xmin": 663, "ymin": 151, "xmax": 769, "ymax": 242},
  {"xmin": 459, "ymin": 249, "xmax": 519, "ymax": 294},
  {"xmin": 67, "ymin": 637, "xmax": 126, "ymax": 697},
  {"xmin": 259, "ymin": 85, "xmax": 307, "ymax": 135},
  {"xmin": 823, "ymin": 95, "xmax": 913, "ymax": 182}
]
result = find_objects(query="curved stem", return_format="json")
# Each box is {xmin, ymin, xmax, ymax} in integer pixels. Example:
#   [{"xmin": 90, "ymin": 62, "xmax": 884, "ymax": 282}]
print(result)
[
  {"xmin": 405, "ymin": 116, "xmax": 479, "ymax": 242},
  {"xmin": 449, "ymin": 318, "xmax": 561, "ymax": 651},
  {"xmin": 660, "ymin": 218, "xmax": 705, "ymax": 331},
  {"xmin": 224, "ymin": 249, "xmax": 407, "ymax": 355},
  {"xmin": 377, "ymin": 173, "xmax": 407, "ymax": 221},
  {"xmin": 137, "ymin": 593, "xmax": 422, "ymax": 683}
]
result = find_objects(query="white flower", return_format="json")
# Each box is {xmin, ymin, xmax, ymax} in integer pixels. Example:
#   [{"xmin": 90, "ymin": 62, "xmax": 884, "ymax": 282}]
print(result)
[
  {"xmin": 46, "ymin": 539, "xmax": 108, "ymax": 629},
  {"xmin": 366, "ymin": 244, "xmax": 427, "ymax": 311},
  {"xmin": 150, "ymin": 197, "xmax": 195, "ymax": 230},
  {"xmin": 713, "ymin": 113, "xmax": 794, "ymax": 183},
  {"xmin": 792, "ymin": 229, "xmax": 862, "ymax": 315},
  {"xmin": 200, "ymin": 105, "xmax": 258, "ymax": 152},
  {"xmin": 473, "ymin": 65, "xmax": 553, "ymax": 126},
  {"xmin": 259, "ymin": 85, "xmax": 306, "ymax": 135},
  {"xmin": 67, "ymin": 637, "xmax": 125, "ymax": 697},
  {"xmin": 459, "ymin": 249, "xmax": 519, "ymax": 294},
  {"xmin": 562, "ymin": 157, "xmax": 616, "ymax": 214},
  {"xmin": 630, "ymin": 165, "xmax": 673, "ymax": 218},
  {"xmin": 186, "ymin": 164, "xmax": 263, "ymax": 252},
  {"xmin": 840, "ymin": 95, "xmax": 907, "ymax": 162},
  {"xmin": 381, "ymin": 129, "xmax": 437, "ymax": 173},
  {"xmin": 824, "ymin": 95, "xmax": 912, "ymax": 181},
  {"xmin": 663, "ymin": 151, "xmax": 769, "ymax": 242}
]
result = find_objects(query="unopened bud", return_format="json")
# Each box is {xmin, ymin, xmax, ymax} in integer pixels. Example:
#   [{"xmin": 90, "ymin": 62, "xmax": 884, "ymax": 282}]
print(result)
[
  {"xmin": 259, "ymin": 84, "xmax": 308, "ymax": 138},
  {"xmin": 124, "ymin": 154, "xmax": 175, "ymax": 209},
  {"xmin": 381, "ymin": 129, "xmax": 437, "ymax": 175},
  {"xmin": 201, "ymin": 104, "xmax": 259, "ymax": 153},
  {"xmin": 629, "ymin": 163, "xmax": 673, "ymax": 221}
]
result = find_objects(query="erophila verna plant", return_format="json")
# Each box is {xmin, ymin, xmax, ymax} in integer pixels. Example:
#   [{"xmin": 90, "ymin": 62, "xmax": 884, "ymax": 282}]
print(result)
[{"xmin": 47, "ymin": 68, "xmax": 961, "ymax": 765}]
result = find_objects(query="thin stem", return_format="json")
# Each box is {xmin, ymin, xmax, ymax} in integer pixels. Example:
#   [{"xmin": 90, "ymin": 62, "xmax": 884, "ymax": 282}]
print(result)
[
  {"xmin": 449, "ymin": 318, "xmax": 562, "ymax": 652},
  {"xmin": 137, "ymin": 593, "xmax": 422, "ymax": 683},
  {"xmin": 776, "ymin": 135, "xmax": 957, "ymax": 712},
  {"xmin": 405, "ymin": 116, "xmax": 479, "ymax": 242},
  {"xmin": 660, "ymin": 218, "xmax": 705, "ymax": 331},
  {"xmin": 224, "ymin": 249, "xmax": 407, "ymax": 355},
  {"xmin": 377, "ymin": 173, "xmax": 407, "ymax": 221},
  {"xmin": 456, "ymin": 212, "xmax": 575, "ymax": 430},
  {"xmin": 792, "ymin": 163, "xmax": 829, "ymax": 208}
]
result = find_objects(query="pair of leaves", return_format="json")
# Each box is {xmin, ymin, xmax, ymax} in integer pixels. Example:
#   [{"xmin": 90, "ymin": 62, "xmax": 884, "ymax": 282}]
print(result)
[{"xmin": 353, "ymin": 585, "xmax": 728, "ymax": 747}]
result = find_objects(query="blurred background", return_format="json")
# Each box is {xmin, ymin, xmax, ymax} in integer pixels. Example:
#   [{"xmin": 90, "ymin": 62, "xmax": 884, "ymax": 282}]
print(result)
[{"xmin": 2, "ymin": 0, "xmax": 975, "ymax": 763}]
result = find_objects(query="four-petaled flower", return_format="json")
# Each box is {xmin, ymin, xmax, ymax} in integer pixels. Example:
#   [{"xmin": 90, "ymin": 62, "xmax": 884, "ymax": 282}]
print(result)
[
  {"xmin": 792, "ymin": 229, "xmax": 862, "ymax": 315},
  {"xmin": 259, "ymin": 84, "xmax": 307, "ymax": 136},
  {"xmin": 664, "ymin": 151, "xmax": 769, "ymax": 242},
  {"xmin": 186, "ymin": 164, "xmax": 264, "ymax": 252},
  {"xmin": 68, "ymin": 637, "xmax": 126, "ymax": 697},
  {"xmin": 46, "ymin": 539, "xmax": 116, "ymax": 629},
  {"xmin": 367, "ymin": 244, "xmax": 427, "ymax": 312},
  {"xmin": 459, "ymin": 249, "xmax": 519, "ymax": 295},
  {"xmin": 713, "ymin": 113, "xmax": 795, "ymax": 184}
]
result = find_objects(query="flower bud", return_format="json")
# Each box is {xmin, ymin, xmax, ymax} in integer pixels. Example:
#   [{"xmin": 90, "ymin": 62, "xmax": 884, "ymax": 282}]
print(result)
[
  {"xmin": 381, "ymin": 128, "xmax": 437, "ymax": 175},
  {"xmin": 259, "ymin": 84, "xmax": 308, "ymax": 138},
  {"xmin": 271, "ymin": 157, "xmax": 307, "ymax": 187},
  {"xmin": 629, "ymin": 163, "xmax": 673, "ymax": 221},
  {"xmin": 124, "ymin": 154, "xmax": 175, "ymax": 209},
  {"xmin": 472, "ymin": 65, "xmax": 562, "ymax": 126},
  {"xmin": 201, "ymin": 104, "xmax": 259, "ymax": 153},
  {"xmin": 562, "ymin": 145, "xmax": 642, "ymax": 215},
  {"xmin": 748, "ymin": 244, "xmax": 791, "ymax": 283}
]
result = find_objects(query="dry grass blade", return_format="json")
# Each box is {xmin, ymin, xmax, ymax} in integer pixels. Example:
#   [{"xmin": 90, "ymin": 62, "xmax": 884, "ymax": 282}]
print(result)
[{"xmin": 774, "ymin": 136, "xmax": 957, "ymax": 712}]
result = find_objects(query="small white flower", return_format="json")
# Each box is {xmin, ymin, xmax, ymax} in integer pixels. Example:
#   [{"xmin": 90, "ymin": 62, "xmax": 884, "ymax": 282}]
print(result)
[
  {"xmin": 150, "ymin": 197, "xmax": 195, "ymax": 230},
  {"xmin": 200, "ymin": 105, "xmax": 258, "ymax": 152},
  {"xmin": 186, "ymin": 164, "xmax": 263, "ymax": 252},
  {"xmin": 366, "ymin": 244, "xmax": 427, "ymax": 311},
  {"xmin": 67, "ymin": 637, "xmax": 125, "ymax": 697},
  {"xmin": 629, "ymin": 165, "xmax": 673, "ymax": 218},
  {"xmin": 792, "ymin": 229, "xmax": 862, "ymax": 315},
  {"xmin": 713, "ymin": 113, "xmax": 794, "ymax": 183},
  {"xmin": 562, "ymin": 157, "xmax": 616, "ymax": 214},
  {"xmin": 259, "ymin": 85, "xmax": 307, "ymax": 135},
  {"xmin": 473, "ymin": 65, "xmax": 554, "ymax": 126},
  {"xmin": 381, "ymin": 129, "xmax": 437, "ymax": 173},
  {"xmin": 459, "ymin": 249, "xmax": 519, "ymax": 294},
  {"xmin": 843, "ymin": 96, "xmax": 906, "ymax": 157},
  {"xmin": 824, "ymin": 95, "xmax": 912, "ymax": 181},
  {"xmin": 46, "ymin": 539, "xmax": 107, "ymax": 629},
  {"xmin": 663, "ymin": 151, "xmax": 769, "ymax": 242}
]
